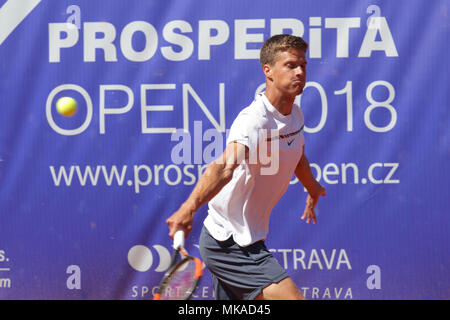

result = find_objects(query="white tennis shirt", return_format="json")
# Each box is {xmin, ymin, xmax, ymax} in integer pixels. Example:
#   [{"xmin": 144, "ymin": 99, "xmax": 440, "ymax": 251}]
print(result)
[{"xmin": 203, "ymin": 93, "xmax": 305, "ymax": 246}]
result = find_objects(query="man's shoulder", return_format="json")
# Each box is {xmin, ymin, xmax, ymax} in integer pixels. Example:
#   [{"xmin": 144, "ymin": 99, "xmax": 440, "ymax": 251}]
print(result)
[
  {"xmin": 236, "ymin": 96, "xmax": 268, "ymax": 123},
  {"xmin": 292, "ymin": 103, "xmax": 305, "ymax": 121}
]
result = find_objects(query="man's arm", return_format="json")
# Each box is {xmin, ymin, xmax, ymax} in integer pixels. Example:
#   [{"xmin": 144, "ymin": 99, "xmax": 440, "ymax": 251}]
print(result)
[
  {"xmin": 294, "ymin": 145, "xmax": 326, "ymax": 224},
  {"xmin": 166, "ymin": 142, "xmax": 248, "ymax": 238}
]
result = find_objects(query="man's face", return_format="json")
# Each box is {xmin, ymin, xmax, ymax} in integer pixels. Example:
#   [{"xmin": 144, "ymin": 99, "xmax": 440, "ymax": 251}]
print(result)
[{"xmin": 264, "ymin": 48, "xmax": 307, "ymax": 96}]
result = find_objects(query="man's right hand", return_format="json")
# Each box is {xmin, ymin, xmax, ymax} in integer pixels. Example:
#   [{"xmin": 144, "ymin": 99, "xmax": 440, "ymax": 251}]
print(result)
[{"xmin": 166, "ymin": 202, "xmax": 196, "ymax": 239}]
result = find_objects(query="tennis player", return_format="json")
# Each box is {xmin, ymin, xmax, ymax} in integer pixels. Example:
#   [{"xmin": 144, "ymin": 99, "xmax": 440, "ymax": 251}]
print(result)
[{"xmin": 166, "ymin": 34, "xmax": 326, "ymax": 300}]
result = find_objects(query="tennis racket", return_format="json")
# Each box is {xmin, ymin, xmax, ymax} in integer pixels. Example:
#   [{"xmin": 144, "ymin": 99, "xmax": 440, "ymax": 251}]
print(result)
[{"xmin": 153, "ymin": 230, "xmax": 203, "ymax": 300}]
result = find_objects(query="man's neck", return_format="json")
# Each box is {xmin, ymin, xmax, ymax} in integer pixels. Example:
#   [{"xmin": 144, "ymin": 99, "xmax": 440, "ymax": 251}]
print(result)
[{"xmin": 264, "ymin": 88, "xmax": 295, "ymax": 116}]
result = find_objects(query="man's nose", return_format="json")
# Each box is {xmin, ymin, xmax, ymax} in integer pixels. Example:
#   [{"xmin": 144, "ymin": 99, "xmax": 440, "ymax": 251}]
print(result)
[{"xmin": 295, "ymin": 66, "xmax": 305, "ymax": 76}]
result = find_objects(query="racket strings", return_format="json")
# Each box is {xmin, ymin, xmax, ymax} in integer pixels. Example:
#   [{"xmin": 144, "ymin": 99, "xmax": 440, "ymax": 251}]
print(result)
[{"xmin": 160, "ymin": 258, "xmax": 198, "ymax": 300}]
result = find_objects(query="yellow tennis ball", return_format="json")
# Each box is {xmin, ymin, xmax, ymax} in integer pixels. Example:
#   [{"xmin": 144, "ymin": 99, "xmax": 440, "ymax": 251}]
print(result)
[{"xmin": 56, "ymin": 97, "xmax": 77, "ymax": 117}]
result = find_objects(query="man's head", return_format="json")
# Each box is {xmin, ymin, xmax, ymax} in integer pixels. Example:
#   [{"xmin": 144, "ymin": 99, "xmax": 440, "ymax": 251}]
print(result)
[
  {"xmin": 260, "ymin": 34, "xmax": 308, "ymax": 69},
  {"xmin": 260, "ymin": 34, "xmax": 309, "ymax": 97}
]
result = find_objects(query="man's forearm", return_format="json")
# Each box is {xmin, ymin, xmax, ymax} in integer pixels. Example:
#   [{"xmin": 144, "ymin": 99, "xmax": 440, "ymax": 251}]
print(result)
[
  {"xmin": 166, "ymin": 142, "xmax": 247, "ymax": 237},
  {"xmin": 295, "ymin": 153, "xmax": 321, "ymax": 195},
  {"xmin": 181, "ymin": 161, "xmax": 234, "ymax": 213}
]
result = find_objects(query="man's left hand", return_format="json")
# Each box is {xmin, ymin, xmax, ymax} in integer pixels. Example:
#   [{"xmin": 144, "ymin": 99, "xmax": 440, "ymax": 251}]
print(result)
[{"xmin": 301, "ymin": 184, "xmax": 326, "ymax": 224}]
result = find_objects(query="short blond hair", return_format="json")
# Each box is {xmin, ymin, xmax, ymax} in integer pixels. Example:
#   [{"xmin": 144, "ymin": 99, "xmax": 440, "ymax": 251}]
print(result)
[{"xmin": 260, "ymin": 34, "xmax": 308, "ymax": 68}]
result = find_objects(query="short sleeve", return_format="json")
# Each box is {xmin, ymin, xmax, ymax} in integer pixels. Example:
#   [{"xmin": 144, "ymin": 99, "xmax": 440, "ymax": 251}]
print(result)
[{"xmin": 226, "ymin": 110, "xmax": 258, "ymax": 153}]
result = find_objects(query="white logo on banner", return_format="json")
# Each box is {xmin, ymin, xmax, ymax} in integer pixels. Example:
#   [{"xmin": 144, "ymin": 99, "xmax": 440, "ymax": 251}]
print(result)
[
  {"xmin": 127, "ymin": 244, "xmax": 204, "ymax": 272},
  {"xmin": 0, "ymin": 0, "xmax": 42, "ymax": 46},
  {"xmin": 127, "ymin": 244, "xmax": 171, "ymax": 272}
]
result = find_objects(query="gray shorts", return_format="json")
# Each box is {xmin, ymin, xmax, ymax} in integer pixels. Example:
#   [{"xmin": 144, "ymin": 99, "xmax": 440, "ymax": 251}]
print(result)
[{"xmin": 199, "ymin": 226, "xmax": 289, "ymax": 300}]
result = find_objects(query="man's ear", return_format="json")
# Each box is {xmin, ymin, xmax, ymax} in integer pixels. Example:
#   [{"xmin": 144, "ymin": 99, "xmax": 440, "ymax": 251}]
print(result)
[{"xmin": 263, "ymin": 64, "xmax": 273, "ymax": 80}]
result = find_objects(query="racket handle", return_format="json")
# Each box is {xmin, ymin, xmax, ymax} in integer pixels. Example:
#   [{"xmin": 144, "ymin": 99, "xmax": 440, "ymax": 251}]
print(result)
[{"xmin": 173, "ymin": 230, "xmax": 185, "ymax": 249}]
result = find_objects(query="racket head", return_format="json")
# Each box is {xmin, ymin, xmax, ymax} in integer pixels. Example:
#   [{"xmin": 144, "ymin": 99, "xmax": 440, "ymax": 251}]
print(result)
[{"xmin": 154, "ymin": 251, "xmax": 203, "ymax": 300}]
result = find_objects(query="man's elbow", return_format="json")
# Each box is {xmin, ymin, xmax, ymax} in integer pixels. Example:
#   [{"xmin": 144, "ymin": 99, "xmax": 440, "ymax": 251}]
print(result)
[
  {"xmin": 209, "ymin": 160, "xmax": 236, "ymax": 182},
  {"xmin": 222, "ymin": 166, "xmax": 236, "ymax": 181}
]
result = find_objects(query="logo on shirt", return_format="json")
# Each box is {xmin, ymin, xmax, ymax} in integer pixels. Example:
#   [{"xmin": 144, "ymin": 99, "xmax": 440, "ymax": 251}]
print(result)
[{"xmin": 266, "ymin": 125, "xmax": 304, "ymax": 147}]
